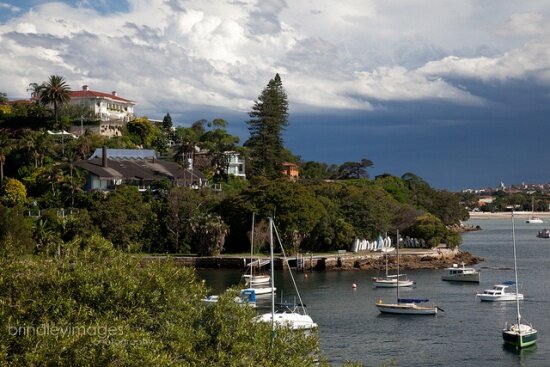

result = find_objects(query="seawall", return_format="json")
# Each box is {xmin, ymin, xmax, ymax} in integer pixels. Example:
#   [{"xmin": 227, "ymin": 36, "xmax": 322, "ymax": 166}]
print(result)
[{"xmin": 141, "ymin": 247, "xmax": 482, "ymax": 271}]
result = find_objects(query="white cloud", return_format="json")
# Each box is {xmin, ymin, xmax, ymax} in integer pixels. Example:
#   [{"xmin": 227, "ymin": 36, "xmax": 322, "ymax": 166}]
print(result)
[
  {"xmin": 0, "ymin": 2, "xmax": 20, "ymax": 13},
  {"xmin": 418, "ymin": 38, "xmax": 550, "ymax": 84},
  {"xmin": 1, "ymin": 0, "xmax": 550, "ymax": 118}
]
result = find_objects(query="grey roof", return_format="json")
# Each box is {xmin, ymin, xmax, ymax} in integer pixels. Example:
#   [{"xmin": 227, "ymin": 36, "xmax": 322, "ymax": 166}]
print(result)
[
  {"xmin": 75, "ymin": 157, "xmax": 206, "ymax": 182},
  {"xmin": 89, "ymin": 148, "xmax": 156, "ymax": 160}
]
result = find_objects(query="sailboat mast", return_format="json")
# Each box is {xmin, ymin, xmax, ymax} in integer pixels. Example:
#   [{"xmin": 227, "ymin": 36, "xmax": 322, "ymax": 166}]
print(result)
[
  {"xmin": 269, "ymin": 217, "xmax": 275, "ymax": 334},
  {"xmin": 250, "ymin": 213, "xmax": 255, "ymax": 278},
  {"xmin": 511, "ymin": 212, "xmax": 521, "ymax": 326},
  {"xmin": 396, "ymin": 229, "xmax": 400, "ymax": 304}
]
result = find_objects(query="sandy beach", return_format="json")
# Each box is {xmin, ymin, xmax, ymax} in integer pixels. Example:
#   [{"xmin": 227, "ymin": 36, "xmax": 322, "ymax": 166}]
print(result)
[{"xmin": 468, "ymin": 211, "xmax": 550, "ymax": 219}]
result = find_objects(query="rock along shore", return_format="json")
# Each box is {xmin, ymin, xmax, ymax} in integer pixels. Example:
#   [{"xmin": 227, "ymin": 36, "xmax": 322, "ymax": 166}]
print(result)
[{"xmin": 141, "ymin": 247, "xmax": 483, "ymax": 272}]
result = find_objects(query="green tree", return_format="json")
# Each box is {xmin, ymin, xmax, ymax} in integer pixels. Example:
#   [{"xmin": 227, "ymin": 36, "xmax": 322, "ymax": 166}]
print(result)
[
  {"xmin": 162, "ymin": 112, "xmax": 173, "ymax": 131},
  {"xmin": 245, "ymin": 73, "xmax": 289, "ymax": 179},
  {"xmin": 332, "ymin": 158, "xmax": 374, "ymax": 179},
  {"xmin": 0, "ymin": 132, "xmax": 12, "ymax": 184},
  {"xmin": 91, "ymin": 186, "xmax": 151, "ymax": 251},
  {"xmin": 38, "ymin": 75, "xmax": 71, "ymax": 126},
  {"xmin": 190, "ymin": 212, "xmax": 229, "ymax": 256},
  {"xmin": 126, "ymin": 117, "xmax": 154, "ymax": 147},
  {"xmin": 220, "ymin": 178, "xmax": 326, "ymax": 252},
  {"xmin": 0, "ymin": 204, "xmax": 33, "ymax": 256},
  {"xmin": 301, "ymin": 161, "xmax": 329, "ymax": 180},
  {"xmin": 163, "ymin": 187, "xmax": 212, "ymax": 253},
  {"xmin": 200, "ymin": 118, "xmax": 240, "ymax": 181},
  {"xmin": 1, "ymin": 178, "xmax": 27, "ymax": 207},
  {"xmin": 27, "ymin": 82, "xmax": 44, "ymax": 100},
  {"xmin": 403, "ymin": 213, "xmax": 449, "ymax": 248},
  {"xmin": 38, "ymin": 75, "xmax": 72, "ymax": 156}
]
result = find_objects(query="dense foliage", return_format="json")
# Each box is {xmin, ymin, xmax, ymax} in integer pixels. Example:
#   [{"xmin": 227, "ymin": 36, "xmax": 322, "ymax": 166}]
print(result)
[{"xmin": 0, "ymin": 238, "xmax": 322, "ymax": 366}]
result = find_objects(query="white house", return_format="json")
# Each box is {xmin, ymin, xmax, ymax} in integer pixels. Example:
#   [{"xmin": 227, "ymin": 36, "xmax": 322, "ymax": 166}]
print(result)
[
  {"xmin": 226, "ymin": 151, "xmax": 246, "ymax": 178},
  {"xmin": 69, "ymin": 85, "xmax": 136, "ymax": 137}
]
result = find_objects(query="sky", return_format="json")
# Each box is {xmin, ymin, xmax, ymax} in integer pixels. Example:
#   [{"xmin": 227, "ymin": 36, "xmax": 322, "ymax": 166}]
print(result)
[{"xmin": 1, "ymin": 0, "xmax": 549, "ymax": 190}]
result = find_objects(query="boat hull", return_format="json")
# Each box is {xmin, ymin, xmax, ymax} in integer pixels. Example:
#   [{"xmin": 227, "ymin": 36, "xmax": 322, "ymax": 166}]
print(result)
[
  {"xmin": 256, "ymin": 313, "xmax": 318, "ymax": 330},
  {"xmin": 246, "ymin": 286, "xmax": 276, "ymax": 295},
  {"xmin": 372, "ymin": 279, "xmax": 414, "ymax": 288},
  {"xmin": 441, "ymin": 273, "xmax": 480, "ymax": 282},
  {"xmin": 375, "ymin": 303, "xmax": 437, "ymax": 315},
  {"xmin": 477, "ymin": 294, "xmax": 523, "ymax": 302},
  {"xmin": 502, "ymin": 327, "xmax": 537, "ymax": 348}
]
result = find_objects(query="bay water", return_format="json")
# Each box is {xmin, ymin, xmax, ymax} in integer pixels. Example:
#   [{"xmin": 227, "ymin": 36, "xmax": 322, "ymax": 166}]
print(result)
[{"xmin": 197, "ymin": 218, "xmax": 550, "ymax": 366}]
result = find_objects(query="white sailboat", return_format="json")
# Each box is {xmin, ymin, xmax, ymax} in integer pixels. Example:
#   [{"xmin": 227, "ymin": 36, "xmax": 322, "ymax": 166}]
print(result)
[
  {"xmin": 526, "ymin": 197, "xmax": 544, "ymax": 224},
  {"xmin": 502, "ymin": 212, "xmax": 537, "ymax": 349},
  {"xmin": 375, "ymin": 230, "xmax": 438, "ymax": 316},
  {"xmin": 372, "ymin": 246, "xmax": 414, "ymax": 288},
  {"xmin": 242, "ymin": 213, "xmax": 275, "ymax": 295},
  {"xmin": 256, "ymin": 218, "xmax": 318, "ymax": 330}
]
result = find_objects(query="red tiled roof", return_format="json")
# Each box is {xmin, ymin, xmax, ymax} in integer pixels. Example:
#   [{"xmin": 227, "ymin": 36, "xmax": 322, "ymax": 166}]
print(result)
[{"xmin": 70, "ymin": 90, "xmax": 134, "ymax": 104}]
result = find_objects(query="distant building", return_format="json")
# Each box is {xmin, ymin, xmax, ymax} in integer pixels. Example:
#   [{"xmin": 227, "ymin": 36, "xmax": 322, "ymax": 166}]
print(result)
[
  {"xmin": 74, "ymin": 148, "xmax": 207, "ymax": 192},
  {"xmin": 190, "ymin": 149, "xmax": 246, "ymax": 178},
  {"xmin": 226, "ymin": 151, "xmax": 246, "ymax": 178},
  {"xmin": 69, "ymin": 85, "xmax": 136, "ymax": 137},
  {"xmin": 282, "ymin": 162, "xmax": 299, "ymax": 180}
]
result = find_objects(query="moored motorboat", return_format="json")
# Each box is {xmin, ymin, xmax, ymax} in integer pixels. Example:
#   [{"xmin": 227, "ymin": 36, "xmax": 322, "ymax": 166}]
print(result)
[
  {"xmin": 476, "ymin": 282, "xmax": 523, "ymax": 302},
  {"xmin": 526, "ymin": 217, "xmax": 544, "ymax": 224},
  {"xmin": 442, "ymin": 263, "xmax": 480, "ymax": 283},
  {"xmin": 536, "ymin": 229, "xmax": 550, "ymax": 238}
]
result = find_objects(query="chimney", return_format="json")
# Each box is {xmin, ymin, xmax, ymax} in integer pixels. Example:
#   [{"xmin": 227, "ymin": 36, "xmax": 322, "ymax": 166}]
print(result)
[
  {"xmin": 112, "ymin": 91, "xmax": 117, "ymax": 96},
  {"xmin": 82, "ymin": 85, "xmax": 89, "ymax": 91},
  {"xmin": 102, "ymin": 146, "xmax": 108, "ymax": 168}
]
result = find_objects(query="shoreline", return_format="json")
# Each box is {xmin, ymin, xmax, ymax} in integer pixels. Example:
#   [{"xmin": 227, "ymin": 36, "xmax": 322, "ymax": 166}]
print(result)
[
  {"xmin": 142, "ymin": 247, "xmax": 483, "ymax": 272},
  {"xmin": 468, "ymin": 211, "xmax": 550, "ymax": 220}
]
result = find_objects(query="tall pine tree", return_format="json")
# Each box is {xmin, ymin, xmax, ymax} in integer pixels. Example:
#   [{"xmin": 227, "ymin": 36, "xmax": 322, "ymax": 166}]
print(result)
[{"xmin": 245, "ymin": 74, "xmax": 289, "ymax": 179}]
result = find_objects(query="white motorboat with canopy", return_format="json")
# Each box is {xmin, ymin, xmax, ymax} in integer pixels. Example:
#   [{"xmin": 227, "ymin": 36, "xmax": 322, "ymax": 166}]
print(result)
[{"xmin": 476, "ymin": 281, "xmax": 523, "ymax": 302}]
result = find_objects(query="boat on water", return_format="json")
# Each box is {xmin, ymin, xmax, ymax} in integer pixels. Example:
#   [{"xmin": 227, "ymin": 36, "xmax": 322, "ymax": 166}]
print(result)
[
  {"xmin": 256, "ymin": 218, "xmax": 318, "ymax": 330},
  {"xmin": 502, "ymin": 212, "xmax": 537, "ymax": 349},
  {"xmin": 536, "ymin": 229, "xmax": 550, "ymax": 238},
  {"xmin": 442, "ymin": 263, "xmax": 480, "ymax": 283},
  {"xmin": 372, "ymin": 249, "xmax": 414, "ymax": 288},
  {"xmin": 256, "ymin": 302, "xmax": 318, "ymax": 330},
  {"xmin": 376, "ymin": 298, "xmax": 438, "ymax": 315},
  {"xmin": 375, "ymin": 230, "xmax": 438, "ymax": 316},
  {"xmin": 372, "ymin": 274, "xmax": 415, "ymax": 288},
  {"xmin": 242, "ymin": 213, "xmax": 276, "ymax": 295},
  {"xmin": 476, "ymin": 281, "xmax": 524, "ymax": 302},
  {"xmin": 202, "ymin": 288, "xmax": 257, "ymax": 308},
  {"xmin": 526, "ymin": 217, "xmax": 544, "ymax": 224}
]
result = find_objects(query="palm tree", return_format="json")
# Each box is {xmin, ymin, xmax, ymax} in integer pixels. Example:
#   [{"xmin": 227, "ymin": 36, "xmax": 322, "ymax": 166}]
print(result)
[
  {"xmin": 27, "ymin": 82, "xmax": 44, "ymax": 101},
  {"xmin": 39, "ymin": 75, "xmax": 72, "ymax": 156}
]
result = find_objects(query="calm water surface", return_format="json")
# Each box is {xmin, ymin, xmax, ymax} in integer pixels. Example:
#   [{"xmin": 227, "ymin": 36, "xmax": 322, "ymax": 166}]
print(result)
[{"xmin": 197, "ymin": 219, "xmax": 550, "ymax": 366}]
